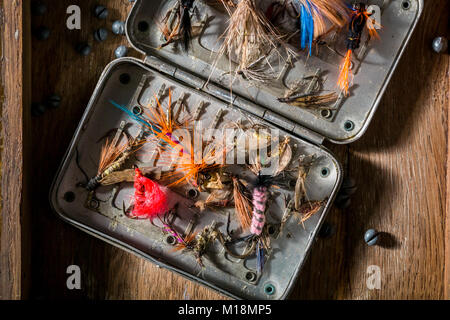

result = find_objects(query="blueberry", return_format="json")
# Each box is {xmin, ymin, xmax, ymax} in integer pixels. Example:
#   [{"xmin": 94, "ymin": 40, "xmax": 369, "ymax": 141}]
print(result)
[{"xmin": 364, "ymin": 229, "xmax": 380, "ymax": 246}]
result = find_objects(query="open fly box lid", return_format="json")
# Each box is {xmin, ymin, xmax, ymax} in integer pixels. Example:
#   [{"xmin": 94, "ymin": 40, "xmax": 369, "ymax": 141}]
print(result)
[
  {"xmin": 50, "ymin": 0, "xmax": 423, "ymax": 300},
  {"xmin": 126, "ymin": 0, "xmax": 423, "ymax": 144}
]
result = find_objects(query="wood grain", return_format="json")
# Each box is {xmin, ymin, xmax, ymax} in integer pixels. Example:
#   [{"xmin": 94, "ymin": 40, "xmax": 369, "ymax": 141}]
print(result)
[
  {"xmin": 27, "ymin": 0, "xmax": 224, "ymax": 300},
  {"xmin": 4, "ymin": 0, "xmax": 448, "ymax": 299},
  {"xmin": 294, "ymin": 0, "xmax": 450, "ymax": 299},
  {"xmin": 0, "ymin": 0, "xmax": 31, "ymax": 300}
]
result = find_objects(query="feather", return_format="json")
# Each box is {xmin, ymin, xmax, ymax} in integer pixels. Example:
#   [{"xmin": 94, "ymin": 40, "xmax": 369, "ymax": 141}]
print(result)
[
  {"xmin": 217, "ymin": 0, "xmax": 288, "ymax": 80},
  {"xmin": 172, "ymin": 232, "xmax": 197, "ymax": 252},
  {"xmin": 195, "ymin": 189, "xmax": 233, "ymax": 211},
  {"xmin": 295, "ymin": 200, "xmax": 326, "ymax": 224},
  {"xmin": 97, "ymin": 138, "xmax": 128, "ymax": 175},
  {"xmin": 158, "ymin": 139, "xmax": 224, "ymax": 187},
  {"xmin": 338, "ymin": 4, "xmax": 376, "ymax": 95},
  {"xmin": 338, "ymin": 49, "xmax": 352, "ymax": 96},
  {"xmin": 205, "ymin": 0, "xmax": 234, "ymax": 11},
  {"xmin": 99, "ymin": 167, "xmax": 161, "ymax": 186},
  {"xmin": 128, "ymin": 168, "xmax": 169, "ymax": 220},
  {"xmin": 299, "ymin": 0, "xmax": 315, "ymax": 55},
  {"xmin": 110, "ymin": 100, "xmax": 152, "ymax": 128},
  {"xmin": 278, "ymin": 92, "xmax": 338, "ymax": 108},
  {"xmin": 110, "ymin": 90, "xmax": 189, "ymax": 153},
  {"xmin": 292, "ymin": 0, "xmax": 349, "ymax": 54},
  {"xmin": 232, "ymin": 176, "xmax": 253, "ymax": 230},
  {"xmin": 273, "ymin": 136, "xmax": 293, "ymax": 176}
]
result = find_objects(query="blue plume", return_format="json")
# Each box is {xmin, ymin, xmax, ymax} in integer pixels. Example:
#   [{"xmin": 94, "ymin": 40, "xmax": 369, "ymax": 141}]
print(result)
[
  {"xmin": 110, "ymin": 100, "xmax": 149, "ymax": 127},
  {"xmin": 110, "ymin": 100, "xmax": 161, "ymax": 134},
  {"xmin": 346, "ymin": 2, "xmax": 356, "ymax": 11},
  {"xmin": 300, "ymin": 0, "xmax": 315, "ymax": 55},
  {"xmin": 110, "ymin": 100, "xmax": 180, "ymax": 152}
]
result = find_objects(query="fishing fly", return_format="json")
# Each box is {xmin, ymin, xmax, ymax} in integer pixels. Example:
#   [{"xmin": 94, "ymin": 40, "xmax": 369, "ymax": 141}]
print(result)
[
  {"xmin": 279, "ymin": 91, "xmax": 337, "ymax": 108},
  {"xmin": 158, "ymin": 0, "xmax": 196, "ymax": 51},
  {"xmin": 158, "ymin": 138, "xmax": 226, "ymax": 188},
  {"xmin": 197, "ymin": 169, "xmax": 231, "ymax": 192},
  {"xmin": 215, "ymin": 0, "xmax": 291, "ymax": 83},
  {"xmin": 179, "ymin": 0, "xmax": 195, "ymax": 51},
  {"xmin": 338, "ymin": 2, "xmax": 379, "ymax": 96},
  {"xmin": 82, "ymin": 126, "xmax": 134, "ymax": 191},
  {"xmin": 292, "ymin": 155, "xmax": 326, "ymax": 225},
  {"xmin": 111, "ymin": 89, "xmax": 189, "ymax": 153},
  {"xmin": 171, "ymin": 222, "xmax": 220, "ymax": 268},
  {"xmin": 194, "ymin": 189, "xmax": 233, "ymax": 212},
  {"xmin": 291, "ymin": 0, "xmax": 349, "ymax": 55},
  {"xmin": 124, "ymin": 167, "xmax": 170, "ymax": 220},
  {"xmin": 76, "ymin": 122, "xmax": 146, "ymax": 209},
  {"xmin": 98, "ymin": 167, "xmax": 161, "ymax": 186},
  {"xmin": 159, "ymin": 112, "xmax": 235, "ymax": 188},
  {"xmin": 271, "ymin": 136, "xmax": 293, "ymax": 176},
  {"xmin": 246, "ymin": 151, "xmax": 291, "ymax": 274},
  {"xmin": 249, "ymin": 173, "xmax": 272, "ymax": 275},
  {"xmin": 279, "ymin": 68, "xmax": 338, "ymax": 109},
  {"xmin": 159, "ymin": 212, "xmax": 197, "ymax": 252}
]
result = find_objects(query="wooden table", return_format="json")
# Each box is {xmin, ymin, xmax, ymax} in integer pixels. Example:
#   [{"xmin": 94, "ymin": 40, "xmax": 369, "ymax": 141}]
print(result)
[{"xmin": 1, "ymin": 0, "xmax": 449, "ymax": 300}]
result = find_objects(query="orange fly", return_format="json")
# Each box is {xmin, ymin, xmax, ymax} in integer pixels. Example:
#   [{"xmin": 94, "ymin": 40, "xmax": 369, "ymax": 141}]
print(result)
[
  {"xmin": 159, "ymin": 138, "xmax": 224, "ymax": 188},
  {"xmin": 338, "ymin": 3, "xmax": 380, "ymax": 96}
]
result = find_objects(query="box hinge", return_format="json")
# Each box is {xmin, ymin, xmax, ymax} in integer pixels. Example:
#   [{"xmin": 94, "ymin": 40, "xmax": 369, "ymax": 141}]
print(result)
[
  {"xmin": 262, "ymin": 111, "xmax": 325, "ymax": 145},
  {"xmin": 143, "ymin": 55, "xmax": 325, "ymax": 146}
]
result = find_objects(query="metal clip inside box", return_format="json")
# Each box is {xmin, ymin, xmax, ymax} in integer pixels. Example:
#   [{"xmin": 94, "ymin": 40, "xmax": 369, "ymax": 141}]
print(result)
[{"xmin": 50, "ymin": 0, "xmax": 423, "ymax": 299}]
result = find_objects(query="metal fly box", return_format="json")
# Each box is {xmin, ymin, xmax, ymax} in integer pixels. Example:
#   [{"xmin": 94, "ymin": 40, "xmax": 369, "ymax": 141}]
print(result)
[{"xmin": 50, "ymin": 0, "xmax": 423, "ymax": 299}]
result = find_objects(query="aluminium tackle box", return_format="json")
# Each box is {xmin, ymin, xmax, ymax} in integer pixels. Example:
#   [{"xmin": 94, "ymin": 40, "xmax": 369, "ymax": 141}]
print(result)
[{"xmin": 50, "ymin": 0, "xmax": 423, "ymax": 299}]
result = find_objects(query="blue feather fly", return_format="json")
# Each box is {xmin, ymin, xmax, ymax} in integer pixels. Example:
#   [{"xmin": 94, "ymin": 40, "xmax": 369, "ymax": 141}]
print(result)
[
  {"xmin": 110, "ymin": 100, "xmax": 178, "ymax": 151},
  {"xmin": 292, "ymin": 0, "xmax": 351, "ymax": 55},
  {"xmin": 300, "ymin": 0, "xmax": 315, "ymax": 55},
  {"xmin": 110, "ymin": 100, "xmax": 159, "ymax": 132}
]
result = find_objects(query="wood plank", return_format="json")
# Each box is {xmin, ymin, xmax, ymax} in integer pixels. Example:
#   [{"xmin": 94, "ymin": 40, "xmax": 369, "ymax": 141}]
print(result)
[
  {"xmin": 0, "ymin": 0, "xmax": 31, "ymax": 300},
  {"xmin": 294, "ymin": 0, "xmax": 450, "ymax": 299},
  {"xmin": 27, "ymin": 0, "xmax": 224, "ymax": 300},
  {"xmin": 446, "ymin": 29, "xmax": 450, "ymax": 302},
  {"xmin": 25, "ymin": 0, "xmax": 449, "ymax": 300}
]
